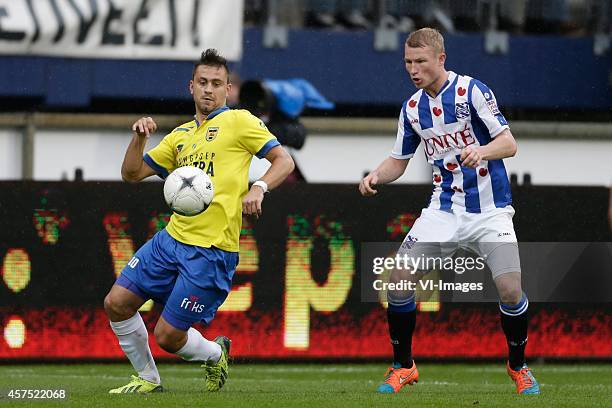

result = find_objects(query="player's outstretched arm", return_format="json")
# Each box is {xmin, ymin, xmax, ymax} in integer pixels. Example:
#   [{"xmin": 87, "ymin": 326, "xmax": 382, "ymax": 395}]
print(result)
[
  {"xmin": 121, "ymin": 117, "xmax": 158, "ymax": 183},
  {"xmin": 243, "ymin": 145, "xmax": 295, "ymax": 217},
  {"xmin": 460, "ymin": 129, "xmax": 517, "ymax": 168},
  {"xmin": 359, "ymin": 157, "xmax": 410, "ymax": 196}
]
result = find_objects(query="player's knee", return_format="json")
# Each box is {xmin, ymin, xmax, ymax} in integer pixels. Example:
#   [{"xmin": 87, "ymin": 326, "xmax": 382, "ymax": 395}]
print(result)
[
  {"xmin": 154, "ymin": 330, "xmax": 174, "ymax": 353},
  {"xmin": 103, "ymin": 292, "xmax": 117, "ymax": 315},
  {"xmin": 104, "ymin": 292, "xmax": 133, "ymax": 320},
  {"xmin": 154, "ymin": 325, "xmax": 185, "ymax": 353},
  {"xmin": 387, "ymin": 267, "xmax": 421, "ymax": 306},
  {"xmin": 498, "ymin": 286, "xmax": 522, "ymax": 305},
  {"xmin": 495, "ymin": 271, "xmax": 522, "ymax": 305}
]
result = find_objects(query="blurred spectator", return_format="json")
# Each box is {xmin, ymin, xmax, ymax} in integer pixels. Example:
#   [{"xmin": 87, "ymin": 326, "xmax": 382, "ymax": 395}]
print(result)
[
  {"xmin": 270, "ymin": 0, "xmax": 306, "ymax": 27},
  {"xmin": 240, "ymin": 79, "xmax": 334, "ymax": 183},
  {"xmin": 381, "ymin": 0, "xmax": 431, "ymax": 31},
  {"xmin": 448, "ymin": 0, "xmax": 482, "ymax": 31},
  {"xmin": 498, "ymin": 0, "xmax": 527, "ymax": 33},
  {"xmin": 306, "ymin": 0, "xmax": 372, "ymax": 30},
  {"xmin": 246, "ymin": 0, "xmax": 305, "ymax": 28},
  {"xmin": 227, "ymin": 72, "xmax": 242, "ymax": 108},
  {"xmin": 525, "ymin": 0, "xmax": 570, "ymax": 34},
  {"xmin": 244, "ymin": 0, "xmax": 266, "ymax": 26},
  {"xmin": 587, "ymin": 0, "xmax": 611, "ymax": 34},
  {"xmin": 247, "ymin": 0, "xmax": 608, "ymax": 36},
  {"xmin": 240, "ymin": 80, "xmax": 308, "ymax": 182}
]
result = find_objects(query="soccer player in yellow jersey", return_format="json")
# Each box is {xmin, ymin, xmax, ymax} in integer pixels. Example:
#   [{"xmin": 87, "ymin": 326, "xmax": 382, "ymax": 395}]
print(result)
[{"xmin": 103, "ymin": 49, "xmax": 294, "ymax": 394}]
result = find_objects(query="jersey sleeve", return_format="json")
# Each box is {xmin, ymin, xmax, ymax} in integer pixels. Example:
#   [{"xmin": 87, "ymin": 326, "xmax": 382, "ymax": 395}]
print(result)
[
  {"xmin": 238, "ymin": 111, "xmax": 280, "ymax": 158},
  {"xmin": 469, "ymin": 80, "xmax": 509, "ymax": 138},
  {"xmin": 390, "ymin": 100, "xmax": 420, "ymax": 159},
  {"xmin": 143, "ymin": 132, "xmax": 176, "ymax": 179}
]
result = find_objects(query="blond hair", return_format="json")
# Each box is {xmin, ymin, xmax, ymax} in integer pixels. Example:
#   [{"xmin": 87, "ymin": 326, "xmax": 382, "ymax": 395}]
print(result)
[{"xmin": 406, "ymin": 28, "xmax": 445, "ymax": 54}]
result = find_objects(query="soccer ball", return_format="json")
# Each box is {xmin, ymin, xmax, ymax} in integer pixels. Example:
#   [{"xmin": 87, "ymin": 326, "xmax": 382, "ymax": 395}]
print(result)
[{"xmin": 163, "ymin": 166, "xmax": 214, "ymax": 216}]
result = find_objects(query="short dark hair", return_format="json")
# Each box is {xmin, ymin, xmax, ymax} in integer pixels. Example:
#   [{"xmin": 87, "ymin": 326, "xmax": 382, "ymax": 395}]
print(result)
[{"xmin": 192, "ymin": 48, "xmax": 230, "ymax": 82}]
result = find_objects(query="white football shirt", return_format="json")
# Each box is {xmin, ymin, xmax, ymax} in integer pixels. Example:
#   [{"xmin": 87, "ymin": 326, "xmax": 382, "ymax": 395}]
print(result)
[{"xmin": 392, "ymin": 71, "xmax": 512, "ymax": 213}]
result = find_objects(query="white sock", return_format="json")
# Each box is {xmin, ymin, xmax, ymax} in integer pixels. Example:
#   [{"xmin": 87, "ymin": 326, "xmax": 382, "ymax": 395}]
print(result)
[
  {"xmin": 175, "ymin": 327, "xmax": 221, "ymax": 363},
  {"xmin": 110, "ymin": 313, "xmax": 160, "ymax": 384}
]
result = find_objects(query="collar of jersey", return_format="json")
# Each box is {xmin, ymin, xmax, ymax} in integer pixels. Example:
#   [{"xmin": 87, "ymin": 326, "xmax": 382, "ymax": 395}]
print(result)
[
  {"xmin": 426, "ymin": 71, "xmax": 456, "ymax": 99},
  {"xmin": 194, "ymin": 106, "xmax": 230, "ymax": 127}
]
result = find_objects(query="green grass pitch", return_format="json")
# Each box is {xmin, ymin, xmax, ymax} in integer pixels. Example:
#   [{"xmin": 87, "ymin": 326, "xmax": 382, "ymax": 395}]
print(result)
[{"xmin": 0, "ymin": 363, "xmax": 610, "ymax": 407}]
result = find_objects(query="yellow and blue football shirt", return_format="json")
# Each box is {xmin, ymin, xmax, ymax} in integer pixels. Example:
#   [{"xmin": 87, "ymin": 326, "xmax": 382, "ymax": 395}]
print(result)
[{"xmin": 143, "ymin": 107, "xmax": 279, "ymax": 252}]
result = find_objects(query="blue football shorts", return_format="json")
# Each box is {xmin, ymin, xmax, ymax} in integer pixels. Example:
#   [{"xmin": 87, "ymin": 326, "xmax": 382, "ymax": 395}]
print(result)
[{"xmin": 115, "ymin": 229, "xmax": 239, "ymax": 331}]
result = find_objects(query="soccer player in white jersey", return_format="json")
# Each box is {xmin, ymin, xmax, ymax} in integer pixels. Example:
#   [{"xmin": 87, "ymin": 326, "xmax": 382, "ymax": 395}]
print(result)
[{"xmin": 359, "ymin": 28, "xmax": 540, "ymax": 395}]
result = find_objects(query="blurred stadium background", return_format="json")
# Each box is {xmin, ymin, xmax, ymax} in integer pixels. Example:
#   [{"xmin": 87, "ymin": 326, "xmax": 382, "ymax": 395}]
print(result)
[{"xmin": 0, "ymin": 0, "xmax": 611, "ymax": 405}]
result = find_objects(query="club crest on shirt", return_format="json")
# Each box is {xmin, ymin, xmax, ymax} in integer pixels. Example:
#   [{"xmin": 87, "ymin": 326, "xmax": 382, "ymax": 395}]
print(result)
[
  {"xmin": 206, "ymin": 127, "xmax": 219, "ymax": 142},
  {"xmin": 176, "ymin": 144, "xmax": 183, "ymax": 153},
  {"xmin": 455, "ymin": 102, "xmax": 470, "ymax": 119}
]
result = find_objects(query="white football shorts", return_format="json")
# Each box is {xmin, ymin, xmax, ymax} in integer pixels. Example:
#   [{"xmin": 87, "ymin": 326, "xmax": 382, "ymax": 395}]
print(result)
[{"xmin": 399, "ymin": 206, "xmax": 521, "ymax": 278}]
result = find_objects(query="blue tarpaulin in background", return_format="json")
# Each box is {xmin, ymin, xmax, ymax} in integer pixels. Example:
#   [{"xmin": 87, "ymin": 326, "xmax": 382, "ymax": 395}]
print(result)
[{"xmin": 263, "ymin": 79, "xmax": 335, "ymax": 118}]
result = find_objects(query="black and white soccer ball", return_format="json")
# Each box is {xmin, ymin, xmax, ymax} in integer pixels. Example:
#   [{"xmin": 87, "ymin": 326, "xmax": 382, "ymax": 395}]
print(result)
[{"xmin": 163, "ymin": 166, "xmax": 214, "ymax": 216}]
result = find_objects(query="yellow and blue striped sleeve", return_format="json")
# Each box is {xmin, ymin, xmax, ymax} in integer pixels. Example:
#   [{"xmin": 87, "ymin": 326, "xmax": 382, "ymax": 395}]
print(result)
[
  {"xmin": 237, "ymin": 110, "xmax": 280, "ymax": 158},
  {"xmin": 143, "ymin": 132, "xmax": 176, "ymax": 179}
]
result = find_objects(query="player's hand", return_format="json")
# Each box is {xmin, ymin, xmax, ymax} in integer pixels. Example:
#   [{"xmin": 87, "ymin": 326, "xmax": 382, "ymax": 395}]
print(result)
[
  {"xmin": 359, "ymin": 172, "xmax": 379, "ymax": 196},
  {"xmin": 131, "ymin": 117, "xmax": 157, "ymax": 139},
  {"xmin": 242, "ymin": 186, "xmax": 264, "ymax": 218},
  {"xmin": 460, "ymin": 146, "xmax": 483, "ymax": 168}
]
